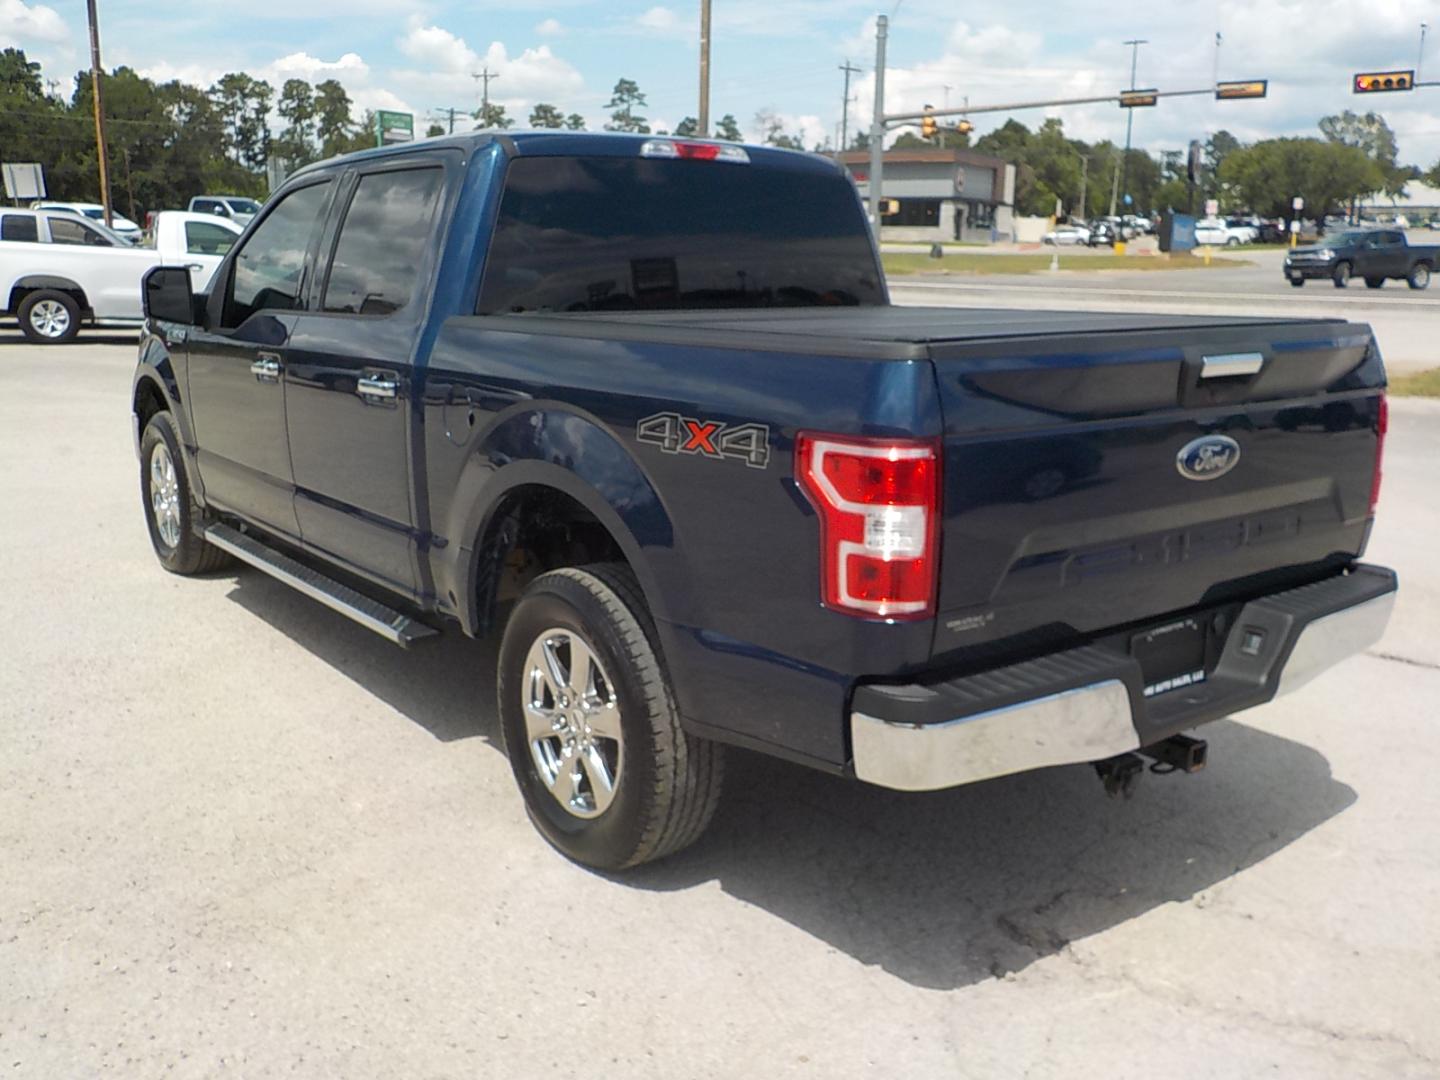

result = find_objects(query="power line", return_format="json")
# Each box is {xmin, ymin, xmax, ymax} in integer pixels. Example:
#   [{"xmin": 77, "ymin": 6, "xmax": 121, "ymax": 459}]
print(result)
[
  {"xmin": 838, "ymin": 60, "xmax": 861, "ymax": 153},
  {"xmin": 472, "ymin": 68, "xmax": 499, "ymax": 120}
]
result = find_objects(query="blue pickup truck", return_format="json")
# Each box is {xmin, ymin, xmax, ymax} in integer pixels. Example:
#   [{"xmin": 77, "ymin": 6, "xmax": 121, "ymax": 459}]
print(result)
[{"xmin": 133, "ymin": 131, "xmax": 1396, "ymax": 869}]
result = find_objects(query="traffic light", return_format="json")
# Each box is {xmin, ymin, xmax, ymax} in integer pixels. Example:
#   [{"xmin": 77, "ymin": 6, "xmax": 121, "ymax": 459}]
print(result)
[
  {"xmin": 955, "ymin": 119, "xmax": 974, "ymax": 135},
  {"xmin": 1187, "ymin": 139, "xmax": 1202, "ymax": 184},
  {"xmin": 1215, "ymin": 79, "xmax": 1268, "ymax": 100},
  {"xmin": 1354, "ymin": 70, "xmax": 1414, "ymax": 93},
  {"xmin": 921, "ymin": 105, "xmax": 937, "ymax": 139},
  {"xmin": 879, "ymin": 198, "xmax": 900, "ymax": 217},
  {"xmin": 1119, "ymin": 88, "xmax": 1159, "ymax": 108}
]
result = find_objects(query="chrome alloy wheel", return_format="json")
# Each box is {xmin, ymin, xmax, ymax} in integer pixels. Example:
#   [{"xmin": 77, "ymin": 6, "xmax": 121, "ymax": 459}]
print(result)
[
  {"xmin": 522, "ymin": 627, "xmax": 623, "ymax": 819},
  {"xmin": 149, "ymin": 442, "xmax": 182, "ymax": 549},
  {"xmin": 29, "ymin": 298, "xmax": 72, "ymax": 339}
]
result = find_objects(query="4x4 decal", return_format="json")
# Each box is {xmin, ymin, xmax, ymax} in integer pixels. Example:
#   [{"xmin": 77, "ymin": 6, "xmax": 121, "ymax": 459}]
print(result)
[{"xmin": 637, "ymin": 412, "xmax": 771, "ymax": 469}]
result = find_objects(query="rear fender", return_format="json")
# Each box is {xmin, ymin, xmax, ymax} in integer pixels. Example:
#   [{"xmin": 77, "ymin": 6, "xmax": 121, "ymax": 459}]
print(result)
[
  {"xmin": 448, "ymin": 406, "xmax": 673, "ymax": 634},
  {"xmin": 8, "ymin": 274, "xmax": 90, "ymax": 315}
]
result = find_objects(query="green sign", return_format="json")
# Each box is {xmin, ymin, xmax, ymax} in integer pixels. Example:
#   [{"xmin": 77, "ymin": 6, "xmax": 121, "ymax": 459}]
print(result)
[{"xmin": 376, "ymin": 110, "xmax": 414, "ymax": 147}]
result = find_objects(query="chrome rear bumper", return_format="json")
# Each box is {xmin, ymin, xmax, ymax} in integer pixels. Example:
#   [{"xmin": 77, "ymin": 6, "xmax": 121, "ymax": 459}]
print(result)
[{"xmin": 851, "ymin": 566, "xmax": 1397, "ymax": 792}]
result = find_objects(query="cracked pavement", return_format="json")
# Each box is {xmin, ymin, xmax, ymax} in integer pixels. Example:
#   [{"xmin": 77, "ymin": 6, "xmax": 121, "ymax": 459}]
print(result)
[{"xmin": 1, "ymin": 338, "xmax": 1436, "ymax": 1078}]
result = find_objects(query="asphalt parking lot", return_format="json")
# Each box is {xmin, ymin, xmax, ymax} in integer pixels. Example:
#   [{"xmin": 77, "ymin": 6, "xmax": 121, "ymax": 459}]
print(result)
[{"xmin": 2, "ymin": 335, "xmax": 1437, "ymax": 1079}]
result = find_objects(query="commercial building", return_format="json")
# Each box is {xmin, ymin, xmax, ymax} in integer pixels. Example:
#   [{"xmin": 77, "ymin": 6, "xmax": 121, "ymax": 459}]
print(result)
[{"xmin": 838, "ymin": 147, "xmax": 1018, "ymax": 243}]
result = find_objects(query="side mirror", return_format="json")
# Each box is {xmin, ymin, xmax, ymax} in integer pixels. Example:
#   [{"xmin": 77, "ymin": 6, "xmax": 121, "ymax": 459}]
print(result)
[{"xmin": 143, "ymin": 265, "xmax": 198, "ymax": 325}]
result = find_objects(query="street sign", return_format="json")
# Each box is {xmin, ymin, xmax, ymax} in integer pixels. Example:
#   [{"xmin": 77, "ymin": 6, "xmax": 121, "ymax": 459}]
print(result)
[
  {"xmin": 1215, "ymin": 80, "xmax": 1268, "ymax": 100},
  {"xmin": 1289, "ymin": 220, "xmax": 1301, "ymax": 233},
  {"xmin": 1292, "ymin": 196, "xmax": 1304, "ymax": 210},
  {"xmin": 1, "ymin": 162, "xmax": 46, "ymax": 200},
  {"xmin": 1119, "ymin": 89, "xmax": 1159, "ymax": 108},
  {"xmin": 375, "ymin": 110, "xmax": 414, "ymax": 146},
  {"xmin": 1205, "ymin": 199, "xmax": 1219, "ymax": 216}
]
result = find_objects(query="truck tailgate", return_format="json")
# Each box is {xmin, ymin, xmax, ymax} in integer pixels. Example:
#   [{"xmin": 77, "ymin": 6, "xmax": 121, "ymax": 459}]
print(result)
[{"xmin": 927, "ymin": 316, "xmax": 1385, "ymax": 663}]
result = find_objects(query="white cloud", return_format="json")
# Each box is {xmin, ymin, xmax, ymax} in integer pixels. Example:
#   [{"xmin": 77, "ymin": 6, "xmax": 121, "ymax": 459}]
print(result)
[
  {"xmin": 535, "ymin": 18, "xmax": 564, "ymax": 37},
  {"xmin": 268, "ymin": 51, "xmax": 370, "ymax": 81},
  {"xmin": 0, "ymin": 0, "xmax": 67, "ymax": 45},
  {"xmin": 394, "ymin": 20, "xmax": 585, "ymax": 113},
  {"xmin": 633, "ymin": 6, "xmax": 692, "ymax": 38}
]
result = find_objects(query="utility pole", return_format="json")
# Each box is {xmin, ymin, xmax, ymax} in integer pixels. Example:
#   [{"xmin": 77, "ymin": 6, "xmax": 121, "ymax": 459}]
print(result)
[
  {"xmin": 1420, "ymin": 22, "xmax": 1430, "ymax": 82},
  {"xmin": 84, "ymin": 0, "xmax": 113, "ymax": 227},
  {"xmin": 1078, "ymin": 153, "xmax": 1089, "ymax": 220},
  {"xmin": 868, "ymin": 14, "xmax": 888, "ymax": 231},
  {"xmin": 838, "ymin": 60, "xmax": 861, "ymax": 154},
  {"xmin": 1112, "ymin": 38, "xmax": 1147, "ymax": 218},
  {"xmin": 472, "ymin": 68, "xmax": 499, "ymax": 123},
  {"xmin": 699, "ymin": 0, "xmax": 712, "ymax": 136},
  {"xmin": 1213, "ymin": 31, "xmax": 1223, "ymax": 87}
]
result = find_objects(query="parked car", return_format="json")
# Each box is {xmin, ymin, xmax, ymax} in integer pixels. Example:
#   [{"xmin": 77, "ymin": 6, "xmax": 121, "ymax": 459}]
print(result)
[
  {"xmin": 1223, "ymin": 218, "xmax": 1260, "ymax": 243},
  {"xmin": 1042, "ymin": 224, "xmax": 1091, "ymax": 245},
  {"xmin": 1086, "ymin": 221, "xmax": 1118, "ymax": 247},
  {"xmin": 1284, "ymin": 228, "xmax": 1438, "ymax": 289},
  {"xmin": 187, "ymin": 195, "xmax": 262, "ymax": 226},
  {"xmin": 34, "ymin": 201, "xmax": 143, "ymax": 243},
  {"xmin": 1, "ymin": 208, "xmax": 241, "ymax": 342},
  {"xmin": 1194, "ymin": 218, "xmax": 1251, "ymax": 246},
  {"xmin": 132, "ymin": 130, "xmax": 1395, "ymax": 870}
]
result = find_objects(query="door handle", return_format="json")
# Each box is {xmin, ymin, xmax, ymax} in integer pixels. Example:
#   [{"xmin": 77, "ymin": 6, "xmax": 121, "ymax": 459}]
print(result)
[
  {"xmin": 1200, "ymin": 352, "xmax": 1264, "ymax": 379},
  {"xmin": 357, "ymin": 374, "xmax": 399, "ymax": 402},
  {"xmin": 186, "ymin": 263, "xmax": 204, "ymax": 272},
  {"xmin": 250, "ymin": 354, "xmax": 282, "ymax": 383}
]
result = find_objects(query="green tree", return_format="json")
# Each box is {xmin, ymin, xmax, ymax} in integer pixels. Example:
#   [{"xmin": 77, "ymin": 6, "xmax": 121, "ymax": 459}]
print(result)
[
  {"xmin": 714, "ymin": 114, "xmax": 743, "ymax": 142},
  {"xmin": 755, "ymin": 108, "xmax": 802, "ymax": 149},
  {"xmin": 210, "ymin": 72, "xmax": 272, "ymax": 170},
  {"xmin": 1221, "ymin": 137, "xmax": 1385, "ymax": 226},
  {"xmin": 314, "ymin": 79, "xmax": 355, "ymax": 158},
  {"xmin": 274, "ymin": 78, "xmax": 316, "ymax": 166},
  {"xmin": 604, "ymin": 78, "xmax": 649, "ymax": 133},
  {"xmin": 475, "ymin": 102, "xmax": 512, "ymax": 129},
  {"xmin": 1319, "ymin": 109, "xmax": 1412, "ymax": 201},
  {"xmin": 0, "ymin": 47, "xmax": 44, "ymax": 97},
  {"xmin": 529, "ymin": 102, "xmax": 564, "ymax": 128},
  {"xmin": 674, "ymin": 116, "xmax": 698, "ymax": 136},
  {"xmin": 425, "ymin": 122, "xmax": 445, "ymax": 137},
  {"xmin": 564, "ymin": 112, "xmax": 586, "ymax": 130}
]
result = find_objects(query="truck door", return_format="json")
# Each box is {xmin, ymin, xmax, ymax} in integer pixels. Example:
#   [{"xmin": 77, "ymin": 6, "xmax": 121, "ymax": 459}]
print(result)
[
  {"xmin": 281, "ymin": 159, "xmax": 449, "ymax": 598},
  {"xmin": 185, "ymin": 179, "xmax": 334, "ymax": 537},
  {"xmin": 1377, "ymin": 231, "xmax": 1407, "ymax": 277}
]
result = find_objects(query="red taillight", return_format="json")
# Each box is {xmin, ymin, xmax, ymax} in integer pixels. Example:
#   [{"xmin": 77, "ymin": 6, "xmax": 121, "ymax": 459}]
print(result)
[
  {"xmin": 795, "ymin": 433, "xmax": 940, "ymax": 620},
  {"xmin": 1370, "ymin": 394, "xmax": 1388, "ymax": 515},
  {"xmin": 639, "ymin": 139, "xmax": 751, "ymax": 164}
]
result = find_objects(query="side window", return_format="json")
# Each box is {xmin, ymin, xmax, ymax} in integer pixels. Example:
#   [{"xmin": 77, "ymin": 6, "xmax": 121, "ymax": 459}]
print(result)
[
  {"xmin": 1384, "ymin": 231, "xmax": 1404, "ymax": 246},
  {"xmin": 223, "ymin": 182, "xmax": 331, "ymax": 329},
  {"xmin": 1, "ymin": 215, "xmax": 39, "ymax": 243},
  {"xmin": 321, "ymin": 167, "xmax": 444, "ymax": 316},
  {"xmin": 48, "ymin": 217, "xmax": 112, "ymax": 246},
  {"xmin": 185, "ymin": 221, "xmax": 238, "ymax": 256}
]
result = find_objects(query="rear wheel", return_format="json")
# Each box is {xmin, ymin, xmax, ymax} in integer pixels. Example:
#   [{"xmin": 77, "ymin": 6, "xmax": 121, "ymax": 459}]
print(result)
[
  {"xmin": 1365, "ymin": 277, "xmax": 1385, "ymax": 289},
  {"xmin": 1332, "ymin": 261, "xmax": 1352, "ymax": 288},
  {"xmin": 1409, "ymin": 263, "xmax": 1431, "ymax": 290},
  {"xmin": 139, "ymin": 412, "xmax": 232, "ymax": 575},
  {"xmin": 1225, "ymin": 237, "xmax": 1240, "ymax": 247},
  {"xmin": 17, "ymin": 290, "xmax": 80, "ymax": 344},
  {"xmin": 497, "ymin": 564, "xmax": 724, "ymax": 870}
]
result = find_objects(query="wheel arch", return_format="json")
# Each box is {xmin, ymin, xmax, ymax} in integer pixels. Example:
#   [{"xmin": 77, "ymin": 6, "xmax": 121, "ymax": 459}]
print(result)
[
  {"xmin": 445, "ymin": 407, "xmax": 675, "ymax": 639},
  {"xmin": 8, "ymin": 274, "xmax": 90, "ymax": 315}
]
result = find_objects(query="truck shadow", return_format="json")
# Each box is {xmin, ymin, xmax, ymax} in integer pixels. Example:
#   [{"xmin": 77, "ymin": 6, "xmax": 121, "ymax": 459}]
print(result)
[{"xmin": 225, "ymin": 572, "xmax": 1357, "ymax": 992}]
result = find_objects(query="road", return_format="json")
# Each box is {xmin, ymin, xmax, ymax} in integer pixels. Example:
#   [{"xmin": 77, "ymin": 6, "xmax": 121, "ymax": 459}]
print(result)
[
  {"xmin": 890, "ymin": 249, "xmax": 1440, "ymax": 374},
  {"xmin": 1, "ymin": 340, "xmax": 1437, "ymax": 1079}
]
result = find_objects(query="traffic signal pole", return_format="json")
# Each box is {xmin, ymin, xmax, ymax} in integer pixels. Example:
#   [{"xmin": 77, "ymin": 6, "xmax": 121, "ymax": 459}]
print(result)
[{"xmin": 868, "ymin": 14, "xmax": 887, "ymax": 231}]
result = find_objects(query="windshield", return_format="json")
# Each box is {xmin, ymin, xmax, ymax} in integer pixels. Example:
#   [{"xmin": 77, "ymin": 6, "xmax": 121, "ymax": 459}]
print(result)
[
  {"xmin": 1332, "ymin": 232, "xmax": 1370, "ymax": 247},
  {"xmin": 226, "ymin": 199, "xmax": 262, "ymax": 215},
  {"xmin": 478, "ymin": 156, "xmax": 884, "ymax": 314},
  {"xmin": 82, "ymin": 208, "xmax": 105, "ymax": 220}
]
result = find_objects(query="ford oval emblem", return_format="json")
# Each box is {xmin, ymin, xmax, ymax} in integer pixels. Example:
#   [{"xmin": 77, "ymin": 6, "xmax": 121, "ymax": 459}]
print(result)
[{"xmin": 1176, "ymin": 435, "xmax": 1241, "ymax": 481}]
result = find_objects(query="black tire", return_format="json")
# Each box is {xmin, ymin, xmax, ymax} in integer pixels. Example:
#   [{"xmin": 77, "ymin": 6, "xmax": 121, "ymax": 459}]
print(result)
[
  {"xmin": 1365, "ymin": 277, "xmax": 1385, "ymax": 289},
  {"xmin": 1408, "ymin": 263, "xmax": 1431, "ymax": 290},
  {"xmin": 1332, "ymin": 261, "xmax": 1352, "ymax": 288},
  {"xmin": 1225, "ymin": 237, "xmax": 1240, "ymax": 247},
  {"xmin": 1289, "ymin": 278, "xmax": 1306, "ymax": 288},
  {"xmin": 17, "ymin": 289, "xmax": 80, "ymax": 344},
  {"xmin": 497, "ymin": 563, "xmax": 724, "ymax": 870},
  {"xmin": 139, "ymin": 412, "xmax": 232, "ymax": 575}
]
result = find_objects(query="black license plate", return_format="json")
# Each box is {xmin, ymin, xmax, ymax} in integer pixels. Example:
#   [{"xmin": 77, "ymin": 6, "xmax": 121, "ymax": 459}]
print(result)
[{"xmin": 1132, "ymin": 618, "xmax": 1208, "ymax": 699}]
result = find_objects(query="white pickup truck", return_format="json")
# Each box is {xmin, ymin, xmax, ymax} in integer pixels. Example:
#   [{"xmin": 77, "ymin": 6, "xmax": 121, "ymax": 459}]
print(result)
[{"xmin": 0, "ymin": 209, "xmax": 242, "ymax": 343}]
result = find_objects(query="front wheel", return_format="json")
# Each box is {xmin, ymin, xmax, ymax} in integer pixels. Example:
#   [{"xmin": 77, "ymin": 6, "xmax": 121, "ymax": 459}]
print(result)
[
  {"xmin": 139, "ymin": 412, "xmax": 233, "ymax": 575},
  {"xmin": 1365, "ymin": 277, "xmax": 1385, "ymax": 289},
  {"xmin": 17, "ymin": 290, "xmax": 80, "ymax": 344},
  {"xmin": 1332, "ymin": 262, "xmax": 1352, "ymax": 288},
  {"xmin": 1409, "ymin": 263, "xmax": 1431, "ymax": 290},
  {"xmin": 497, "ymin": 564, "xmax": 724, "ymax": 870},
  {"xmin": 1226, "ymin": 237, "xmax": 1240, "ymax": 247},
  {"xmin": 1289, "ymin": 278, "xmax": 1306, "ymax": 288}
]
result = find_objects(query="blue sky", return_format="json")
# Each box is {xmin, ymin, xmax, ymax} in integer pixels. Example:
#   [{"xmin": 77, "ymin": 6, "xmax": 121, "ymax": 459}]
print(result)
[{"xmin": 7, "ymin": 0, "xmax": 1440, "ymax": 168}]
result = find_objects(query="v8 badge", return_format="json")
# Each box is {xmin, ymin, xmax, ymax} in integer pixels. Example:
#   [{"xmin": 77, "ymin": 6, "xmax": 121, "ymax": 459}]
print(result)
[{"xmin": 637, "ymin": 412, "xmax": 771, "ymax": 469}]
